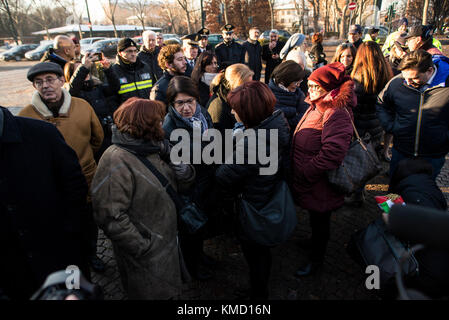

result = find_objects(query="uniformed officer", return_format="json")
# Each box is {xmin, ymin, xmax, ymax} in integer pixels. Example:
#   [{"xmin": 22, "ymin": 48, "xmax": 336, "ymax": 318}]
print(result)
[
  {"xmin": 111, "ymin": 38, "xmax": 155, "ymax": 104},
  {"xmin": 181, "ymin": 33, "xmax": 200, "ymax": 77},
  {"xmin": 215, "ymin": 24, "xmax": 245, "ymax": 68},
  {"xmin": 197, "ymin": 28, "xmax": 214, "ymax": 53}
]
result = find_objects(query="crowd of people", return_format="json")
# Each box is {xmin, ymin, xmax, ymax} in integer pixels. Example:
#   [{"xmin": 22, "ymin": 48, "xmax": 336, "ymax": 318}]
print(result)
[{"xmin": 1, "ymin": 20, "xmax": 449, "ymax": 301}]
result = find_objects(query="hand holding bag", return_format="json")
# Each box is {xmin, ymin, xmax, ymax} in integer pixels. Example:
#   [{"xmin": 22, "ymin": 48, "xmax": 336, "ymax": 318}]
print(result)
[
  {"xmin": 327, "ymin": 108, "xmax": 382, "ymax": 194},
  {"xmin": 238, "ymin": 180, "xmax": 298, "ymax": 247}
]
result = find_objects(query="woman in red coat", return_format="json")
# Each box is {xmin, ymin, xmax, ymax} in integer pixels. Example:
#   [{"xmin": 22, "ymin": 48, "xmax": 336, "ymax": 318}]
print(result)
[{"xmin": 291, "ymin": 62, "xmax": 356, "ymax": 276}]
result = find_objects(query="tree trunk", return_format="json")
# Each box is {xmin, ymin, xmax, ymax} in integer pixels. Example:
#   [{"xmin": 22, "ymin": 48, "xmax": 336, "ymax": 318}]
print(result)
[
  {"xmin": 313, "ymin": 3, "xmax": 319, "ymax": 32},
  {"xmin": 186, "ymin": 10, "xmax": 192, "ymax": 34},
  {"xmin": 112, "ymin": 17, "xmax": 118, "ymax": 38},
  {"xmin": 340, "ymin": 1, "xmax": 349, "ymax": 40},
  {"xmin": 422, "ymin": 0, "xmax": 429, "ymax": 24},
  {"xmin": 2, "ymin": 0, "xmax": 19, "ymax": 44},
  {"xmin": 301, "ymin": 0, "xmax": 306, "ymax": 34}
]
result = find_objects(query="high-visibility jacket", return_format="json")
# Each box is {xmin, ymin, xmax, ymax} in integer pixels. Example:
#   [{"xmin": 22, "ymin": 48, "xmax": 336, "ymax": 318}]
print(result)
[
  {"xmin": 111, "ymin": 56, "xmax": 155, "ymax": 104},
  {"xmin": 363, "ymin": 33, "xmax": 380, "ymax": 43}
]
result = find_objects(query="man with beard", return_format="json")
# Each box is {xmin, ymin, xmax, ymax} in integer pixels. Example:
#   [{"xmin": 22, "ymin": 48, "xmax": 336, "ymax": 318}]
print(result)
[
  {"xmin": 111, "ymin": 38, "xmax": 155, "ymax": 104},
  {"xmin": 242, "ymin": 27, "xmax": 262, "ymax": 81},
  {"xmin": 138, "ymin": 30, "xmax": 164, "ymax": 81},
  {"xmin": 376, "ymin": 50, "xmax": 449, "ymax": 180},
  {"xmin": 150, "ymin": 44, "xmax": 187, "ymax": 105}
]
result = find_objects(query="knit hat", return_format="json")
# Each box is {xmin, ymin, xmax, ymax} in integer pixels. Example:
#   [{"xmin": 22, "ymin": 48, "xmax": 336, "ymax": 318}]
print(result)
[
  {"xmin": 27, "ymin": 62, "xmax": 63, "ymax": 82},
  {"xmin": 117, "ymin": 38, "xmax": 137, "ymax": 52},
  {"xmin": 308, "ymin": 62, "xmax": 350, "ymax": 92},
  {"xmin": 280, "ymin": 33, "xmax": 306, "ymax": 60}
]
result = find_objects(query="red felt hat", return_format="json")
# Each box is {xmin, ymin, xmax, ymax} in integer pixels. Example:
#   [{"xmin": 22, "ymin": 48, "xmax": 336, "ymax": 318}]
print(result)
[{"xmin": 308, "ymin": 62, "xmax": 350, "ymax": 92}]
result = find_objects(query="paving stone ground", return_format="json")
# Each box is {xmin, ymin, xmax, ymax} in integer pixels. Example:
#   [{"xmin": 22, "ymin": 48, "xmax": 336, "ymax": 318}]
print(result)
[{"xmin": 91, "ymin": 158, "xmax": 449, "ymax": 300}]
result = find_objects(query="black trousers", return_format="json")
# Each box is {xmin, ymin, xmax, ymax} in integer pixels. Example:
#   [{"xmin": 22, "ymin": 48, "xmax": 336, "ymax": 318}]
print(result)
[
  {"xmin": 309, "ymin": 210, "xmax": 333, "ymax": 263},
  {"xmin": 240, "ymin": 240, "xmax": 272, "ymax": 300}
]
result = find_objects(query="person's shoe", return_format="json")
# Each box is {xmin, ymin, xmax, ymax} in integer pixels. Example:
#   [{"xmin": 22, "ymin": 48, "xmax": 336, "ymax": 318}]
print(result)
[
  {"xmin": 200, "ymin": 252, "xmax": 218, "ymax": 267},
  {"xmin": 89, "ymin": 255, "xmax": 106, "ymax": 273},
  {"xmin": 294, "ymin": 261, "xmax": 323, "ymax": 278}
]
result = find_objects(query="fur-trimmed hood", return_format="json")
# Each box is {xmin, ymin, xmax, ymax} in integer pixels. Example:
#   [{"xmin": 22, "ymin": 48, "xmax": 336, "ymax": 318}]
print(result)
[
  {"xmin": 305, "ymin": 79, "xmax": 357, "ymax": 111},
  {"xmin": 31, "ymin": 87, "xmax": 72, "ymax": 119}
]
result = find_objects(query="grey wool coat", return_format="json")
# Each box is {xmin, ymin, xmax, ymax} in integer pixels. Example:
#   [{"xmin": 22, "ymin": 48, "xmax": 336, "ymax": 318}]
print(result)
[{"xmin": 91, "ymin": 133, "xmax": 195, "ymax": 300}]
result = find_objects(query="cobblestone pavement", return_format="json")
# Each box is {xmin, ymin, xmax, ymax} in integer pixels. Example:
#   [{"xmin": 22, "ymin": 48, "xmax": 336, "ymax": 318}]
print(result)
[{"xmin": 91, "ymin": 158, "xmax": 449, "ymax": 300}]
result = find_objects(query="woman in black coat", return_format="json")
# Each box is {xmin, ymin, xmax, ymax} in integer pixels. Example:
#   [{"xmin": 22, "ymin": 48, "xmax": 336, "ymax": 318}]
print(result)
[
  {"xmin": 162, "ymin": 76, "xmax": 216, "ymax": 281},
  {"xmin": 215, "ymin": 81, "xmax": 290, "ymax": 300},
  {"xmin": 64, "ymin": 52, "xmax": 121, "ymax": 161},
  {"xmin": 190, "ymin": 52, "xmax": 219, "ymax": 107}
]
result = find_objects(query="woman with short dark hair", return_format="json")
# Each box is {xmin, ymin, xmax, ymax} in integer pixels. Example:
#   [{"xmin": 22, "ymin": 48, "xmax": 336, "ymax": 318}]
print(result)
[
  {"xmin": 163, "ymin": 76, "xmax": 216, "ymax": 281},
  {"xmin": 191, "ymin": 52, "xmax": 219, "ymax": 107},
  {"xmin": 92, "ymin": 97, "xmax": 195, "ymax": 299},
  {"xmin": 215, "ymin": 81, "xmax": 290, "ymax": 299}
]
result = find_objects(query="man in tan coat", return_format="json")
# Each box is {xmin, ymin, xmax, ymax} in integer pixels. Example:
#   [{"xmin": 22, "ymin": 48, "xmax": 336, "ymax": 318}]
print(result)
[{"xmin": 19, "ymin": 61, "xmax": 105, "ymax": 272}]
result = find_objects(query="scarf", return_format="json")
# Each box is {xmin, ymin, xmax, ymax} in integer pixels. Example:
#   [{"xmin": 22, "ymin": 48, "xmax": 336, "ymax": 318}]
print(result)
[
  {"xmin": 201, "ymin": 73, "xmax": 217, "ymax": 86},
  {"xmin": 177, "ymin": 104, "xmax": 209, "ymax": 134}
]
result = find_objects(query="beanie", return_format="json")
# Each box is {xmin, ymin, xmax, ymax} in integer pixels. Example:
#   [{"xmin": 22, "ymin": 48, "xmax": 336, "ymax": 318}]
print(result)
[
  {"xmin": 117, "ymin": 38, "xmax": 137, "ymax": 52},
  {"xmin": 308, "ymin": 62, "xmax": 350, "ymax": 92}
]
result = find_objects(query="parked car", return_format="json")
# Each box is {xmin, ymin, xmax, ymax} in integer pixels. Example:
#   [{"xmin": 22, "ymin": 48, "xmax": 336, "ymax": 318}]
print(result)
[
  {"xmin": 25, "ymin": 42, "xmax": 53, "ymax": 61},
  {"xmin": 207, "ymin": 34, "xmax": 223, "ymax": 48},
  {"xmin": 80, "ymin": 37, "xmax": 107, "ymax": 56},
  {"xmin": 259, "ymin": 30, "xmax": 291, "ymax": 46},
  {"xmin": 0, "ymin": 44, "xmax": 39, "ymax": 61},
  {"xmin": 83, "ymin": 38, "xmax": 121, "ymax": 58},
  {"xmin": 163, "ymin": 34, "xmax": 181, "ymax": 45},
  {"xmin": 363, "ymin": 26, "xmax": 388, "ymax": 45}
]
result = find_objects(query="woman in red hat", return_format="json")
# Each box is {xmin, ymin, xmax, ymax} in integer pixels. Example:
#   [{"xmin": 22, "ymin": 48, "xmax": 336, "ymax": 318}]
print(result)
[{"xmin": 291, "ymin": 62, "xmax": 356, "ymax": 277}]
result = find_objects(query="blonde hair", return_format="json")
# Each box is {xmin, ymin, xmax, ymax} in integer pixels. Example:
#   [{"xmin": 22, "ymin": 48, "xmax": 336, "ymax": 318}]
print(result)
[{"xmin": 211, "ymin": 63, "xmax": 254, "ymax": 90}]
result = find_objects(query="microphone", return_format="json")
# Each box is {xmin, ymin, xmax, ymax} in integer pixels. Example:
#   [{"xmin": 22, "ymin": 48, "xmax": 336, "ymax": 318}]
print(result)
[{"xmin": 388, "ymin": 204, "xmax": 449, "ymax": 250}]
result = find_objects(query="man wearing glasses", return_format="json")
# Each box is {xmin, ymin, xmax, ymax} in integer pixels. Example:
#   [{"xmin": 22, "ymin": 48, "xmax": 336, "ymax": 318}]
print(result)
[
  {"xmin": 111, "ymin": 38, "xmax": 155, "ymax": 104},
  {"xmin": 215, "ymin": 24, "xmax": 245, "ymax": 68}
]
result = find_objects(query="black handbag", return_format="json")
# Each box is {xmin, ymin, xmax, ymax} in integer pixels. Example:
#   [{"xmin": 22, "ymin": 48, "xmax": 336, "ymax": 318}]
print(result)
[
  {"xmin": 327, "ymin": 108, "xmax": 382, "ymax": 194},
  {"xmin": 238, "ymin": 180, "xmax": 298, "ymax": 247},
  {"xmin": 349, "ymin": 217, "xmax": 419, "ymax": 288},
  {"xmin": 133, "ymin": 154, "xmax": 208, "ymax": 234}
]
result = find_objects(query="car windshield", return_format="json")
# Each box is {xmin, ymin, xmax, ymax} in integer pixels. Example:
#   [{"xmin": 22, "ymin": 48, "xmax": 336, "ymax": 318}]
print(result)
[
  {"xmin": 80, "ymin": 39, "xmax": 92, "ymax": 44},
  {"xmin": 34, "ymin": 44, "xmax": 51, "ymax": 51}
]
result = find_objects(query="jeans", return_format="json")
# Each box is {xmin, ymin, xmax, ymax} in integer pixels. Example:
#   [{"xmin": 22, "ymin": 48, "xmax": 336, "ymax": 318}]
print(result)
[{"xmin": 389, "ymin": 148, "xmax": 446, "ymax": 180}]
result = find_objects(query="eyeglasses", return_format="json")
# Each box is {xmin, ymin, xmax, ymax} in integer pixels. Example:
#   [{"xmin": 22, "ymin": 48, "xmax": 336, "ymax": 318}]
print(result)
[
  {"xmin": 33, "ymin": 77, "xmax": 59, "ymax": 88},
  {"xmin": 174, "ymin": 97, "xmax": 195, "ymax": 108},
  {"xmin": 308, "ymin": 83, "xmax": 322, "ymax": 91},
  {"xmin": 124, "ymin": 49, "xmax": 138, "ymax": 54}
]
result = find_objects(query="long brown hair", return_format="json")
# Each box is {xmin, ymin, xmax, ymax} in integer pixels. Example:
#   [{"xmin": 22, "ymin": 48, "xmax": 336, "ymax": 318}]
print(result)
[
  {"xmin": 350, "ymin": 41, "xmax": 393, "ymax": 94},
  {"xmin": 331, "ymin": 43, "xmax": 356, "ymax": 64},
  {"xmin": 190, "ymin": 51, "xmax": 217, "ymax": 85}
]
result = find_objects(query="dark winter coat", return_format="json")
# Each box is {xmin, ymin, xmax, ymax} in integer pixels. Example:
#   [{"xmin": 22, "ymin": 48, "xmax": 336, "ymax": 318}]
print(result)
[
  {"xmin": 352, "ymin": 80, "xmax": 383, "ymax": 146},
  {"xmin": 150, "ymin": 70, "xmax": 174, "ymax": 107},
  {"xmin": 0, "ymin": 107, "xmax": 89, "ymax": 300},
  {"xmin": 215, "ymin": 40, "xmax": 246, "ymax": 67},
  {"xmin": 111, "ymin": 55, "xmax": 154, "ymax": 104},
  {"xmin": 40, "ymin": 48, "xmax": 67, "ymax": 70},
  {"xmin": 163, "ymin": 104, "xmax": 215, "ymax": 211},
  {"xmin": 198, "ymin": 80, "xmax": 212, "ymax": 108},
  {"xmin": 215, "ymin": 109, "xmax": 290, "ymax": 211},
  {"xmin": 243, "ymin": 40, "xmax": 262, "ymax": 81},
  {"xmin": 291, "ymin": 80, "xmax": 356, "ymax": 213},
  {"xmin": 268, "ymin": 79, "xmax": 309, "ymax": 130},
  {"xmin": 262, "ymin": 41, "xmax": 285, "ymax": 84},
  {"xmin": 376, "ymin": 60, "xmax": 449, "ymax": 158},
  {"xmin": 138, "ymin": 46, "xmax": 163, "ymax": 81},
  {"xmin": 206, "ymin": 79, "xmax": 235, "ymax": 135}
]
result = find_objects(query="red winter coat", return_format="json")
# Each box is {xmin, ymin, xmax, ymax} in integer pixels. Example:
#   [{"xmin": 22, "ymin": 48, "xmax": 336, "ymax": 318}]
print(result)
[{"xmin": 291, "ymin": 79, "xmax": 356, "ymax": 213}]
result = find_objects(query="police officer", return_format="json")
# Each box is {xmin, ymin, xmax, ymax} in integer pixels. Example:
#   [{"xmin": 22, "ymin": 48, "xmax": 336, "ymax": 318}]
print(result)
[
  {"xmin": 198, "ymin": 28, "xmax": 214, "ymax": 53},
  {"xmin": 111, "ymin": 38, "xmax": 155, "ymax": 104},
  {"xmin": 215, "ymin": 24, "xmax": 245, "ymax": 67},
  {"xmin": 181, "ymin": 34, "xmax": 200, "ymax": 77}
]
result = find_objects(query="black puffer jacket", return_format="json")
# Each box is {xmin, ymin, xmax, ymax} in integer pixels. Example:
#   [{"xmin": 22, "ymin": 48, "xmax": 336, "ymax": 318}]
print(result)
[
  {"xmin": 243, "ymin": 40, "xmax": 262, "ymax": 81},
  {"xmin": 352, "ymin": 80, "xmax": 383, "ymax": 145},
  {"xmin": 215, "ymin": 109, "xmax": 290, "ymax": 210},
  {"xmin": 111, "ymin": 55, "xmax": 155, "ymax": 104},
  {"xmin": 268, "ymin": 79, "xmax": 308, "ymax": 130},
  {"xmin": 150, "ymin": 70, "xmax": 174, "ymax": 106},
  {"xmin": 162, "ymin": 105, "xmax": 215, "ymax": 211},
  {"xmin": 138, "ymin": 46, "xmax": 163, "ymax": 81}
]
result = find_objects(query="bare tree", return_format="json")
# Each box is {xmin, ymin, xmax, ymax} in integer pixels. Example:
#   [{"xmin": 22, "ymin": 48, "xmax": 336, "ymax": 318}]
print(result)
[
  {"xmin": 0, "ymin": 0, "xmax": 32, "ymax": 43},
  {"xmin": 125, "ymin": 0, "xmax": 150, "ymax": 30},
  {"xmin": 102, "ymin": 0, "xmax": 120, "ymax": 38},
  {"xmin": 176, "ymin": 0, "xmax": 192, "ymax": 34},
  {"xmin": 307, "ymin": 0, "xmax": 321, "ymax": 32},
  {"xmin": 293, "ymin": 0, "xmax": 306, "ymax": 33},
  {"xmin": 267, "ymin": 0, "xmax": 276, "ymax": 30}
]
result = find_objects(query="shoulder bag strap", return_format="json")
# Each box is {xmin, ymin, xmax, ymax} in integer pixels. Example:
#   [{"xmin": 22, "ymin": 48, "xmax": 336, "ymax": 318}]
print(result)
[{"xmin": 343, "ymin": 107, "xmax": 367, "ymax": 151}]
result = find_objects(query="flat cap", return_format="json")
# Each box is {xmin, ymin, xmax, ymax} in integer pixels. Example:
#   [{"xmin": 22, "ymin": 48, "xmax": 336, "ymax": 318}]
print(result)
[
  {"xmin": 197, "ymin": 28, "xmax": 210, "ymax": 36},
  {"xmin": 117, "ymin": 37, "xmax": 137, "ymax": 52},
  {"xmin": 27, "ymin": 62, "xmax": 63, "ymax": 82},
  {"xmin": 221, "ymin": 24, "xmax": 235, "ymax": 32},
  {"xmin": 348, "ymin": 24, "xmax": 362, "ymax": 34},
  {"xmin": 405, "ymin": 25, "xmax": 433, "ymax": 40}
]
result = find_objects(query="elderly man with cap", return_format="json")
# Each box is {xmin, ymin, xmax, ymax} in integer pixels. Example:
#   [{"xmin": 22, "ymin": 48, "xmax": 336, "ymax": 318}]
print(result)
[
  {"xmin": 262, "ymin": 29, "xmax": 285, "ymax": 84},
  {"xmin": 18, "ymin": 62, "xmax": 105, "ymax": 274},
  {"xmin": 405, "ymin": 25, "xmax": 443, "ymax": 56},
  {"xmin": 111, "ymin": 37, "xmax": 155, "ymax": 104},
  {"xmin": 138, "ymin": 30, "xmax": 164, "ymax": 81},
  {"xmin": 215, "ymin": 24, "xmax": 245, "ymax": 67},
  {"xmin": 198, "ymin": 28, "xmax": 214, "ymax": 53},
  {"xmin": 345, "ymin": 24, "xmax": 363, "ymax": 50},
  {"xmin": 383, "ymin": 17, "xmax": 409, "ymax": 56},
  {"xmin": 363, "ymin": 27, "xmax": 380, "ymax": 43},
  {"xmin": 40, "ymin": 35, "xmax": 76, "ymax": 69},
  {"xmin": 242, "ymin": 27, "xmax": 263, "ymax": 81},
  {"xmin": 182, "ymin": 34, "xmax": 200, "ymax": 77}
]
